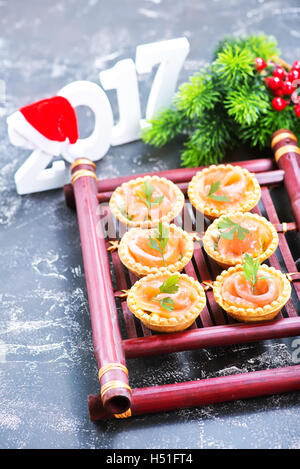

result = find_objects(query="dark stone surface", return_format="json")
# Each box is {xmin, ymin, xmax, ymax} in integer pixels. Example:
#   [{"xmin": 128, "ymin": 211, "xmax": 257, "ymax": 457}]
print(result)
[{"xmin": 0, "ymin": 0, "xmax": 300, "ymax": 449}]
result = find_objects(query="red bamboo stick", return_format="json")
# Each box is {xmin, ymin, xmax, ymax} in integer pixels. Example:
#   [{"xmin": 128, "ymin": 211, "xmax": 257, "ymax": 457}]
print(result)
[
  {"xmin": 96, "ymin": 158, "xmax": 274, "ymax": 192},
  {"xmin": 88, "ymin": 364, "xmax": 300, "ymax": 420},
  {"xmin": 95, "ymin": 169, "xmax": 284, "ymax": 203},
  {"xmin": 271, "ymin": 129, "xmax": 300, "ymax": 231},
  {"xmin": 122, "ymin": 317, "xmax": 300, "ymax": 358},
  {"xmin": 65, "ymin": 152, "xmax": 300, "ymax": 423},
  {"xmin": 71, "ymin": 159, "xmax": 131, "ymax": 415},
  {"xmin": 64, "ymin": 160, "xmax": 280, "ymax": 207}
]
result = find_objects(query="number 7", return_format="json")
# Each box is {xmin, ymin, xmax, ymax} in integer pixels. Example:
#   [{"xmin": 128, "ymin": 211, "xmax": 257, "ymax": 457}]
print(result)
[
  {"xmin": 100, "ymin": 37, "xmax": 190, "ymax": 145},
  {"xmin": 136, "ymin": 37, "xmax": 190, "ymax": 128}
]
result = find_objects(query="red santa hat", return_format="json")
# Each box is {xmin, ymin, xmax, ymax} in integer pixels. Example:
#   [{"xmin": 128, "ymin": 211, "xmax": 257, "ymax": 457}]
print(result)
[{"xmin": 7, "ymin": 96, "xmax": 79, "ymax": 156}]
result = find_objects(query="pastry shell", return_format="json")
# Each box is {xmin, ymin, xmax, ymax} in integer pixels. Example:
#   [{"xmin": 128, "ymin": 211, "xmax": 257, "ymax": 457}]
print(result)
[
  {"xmin": 118, "ymin": 224, "xmax": 194, "ymax": 277},
  {"xmin": 187, "ymin": 164, "xmax": 261, "ymax": 220},
  {"xmin": 203, "ymin": 212, "xmax": 279, "ymax": 269},
  {"xmin": 213, "ymin": 264, "xmax": 291, "ymax": 322},
  {"xmin": 127, "ymin": 271, "xmax": 207, "ymax": 333},
  {"xmin": 109, "ymin": 175, "xmax": 185, "ymax": 228}
]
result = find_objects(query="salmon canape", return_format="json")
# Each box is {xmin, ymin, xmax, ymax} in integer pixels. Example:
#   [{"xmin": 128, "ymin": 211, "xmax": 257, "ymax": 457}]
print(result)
[
  {"xmin": 127, "ymin": 272, "xmax": 206, "ymax": 332},
  {"xmin": 188, "ymin": 164, "xmax": 261, "ymax": 220},
  {"xmin": 203, "ymin": 212, "xmax": 278, "ymax": 268},
  {"xmin": 109, "ymin": 175, "xmax": 184, "ymax": 228},
  {"xmin": 213, "ymin": 257, "xmax": 291, "ymax": 322},
  {"xmin": 118, "ymin": 222, "xmax": 194, "ymax": 277}
]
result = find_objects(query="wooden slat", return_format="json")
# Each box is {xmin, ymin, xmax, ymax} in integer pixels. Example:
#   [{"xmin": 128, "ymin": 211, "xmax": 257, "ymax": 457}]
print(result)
[
  {"xmin": 121, "ymin": 302, "xmax": 138, "ymax": 339},
  {"xmin": 181, "ymin": 198, "xmax": 216, "ymax": 328},
  {"xmin": 184, "ymin": 261, "xmax": 212, "ymax": 328},
  {"xmin": 96, "ymin": 169, "xmax": 284, "ymax": 203},
  {"xmin": 260, "ymin": 187, "xmax": 300, "ymax": 317},
  {"xmin": 126, "ymin": 270, "xmax": 152, "ymax": 337},
  {"xmin": 203, "ymin": 255, "xmax": 231, "ymax": 325},
  {"xmin": 183, "ymin": 260, "xmax": 202, "ymax": 329},
  {"xmin": 111, "ymin": 250, "xmax": 139, "ymax": 338}
]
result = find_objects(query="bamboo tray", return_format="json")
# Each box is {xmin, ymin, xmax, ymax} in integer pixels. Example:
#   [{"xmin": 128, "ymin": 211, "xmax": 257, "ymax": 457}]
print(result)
[{"xmin": 64, "ymin": 129, "xmax": 300, "ymax": 421}]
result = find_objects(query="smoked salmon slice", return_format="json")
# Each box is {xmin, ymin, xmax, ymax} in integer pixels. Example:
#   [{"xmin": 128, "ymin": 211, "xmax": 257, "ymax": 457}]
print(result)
[
  {"xmin": 127, "ymin": 229, "xmax": 185, "ymax": 267},
  {"xmin": 121, "ymin": 179, "xmax": 174, "ymax": 222},
  {"xmin": 118, "ymin": 224, "xmax": 194, "ymax": 277},
  {"xmin": 221, "ymin": 271, "xmax": 280, "ymax": 308},
  {"xmin": 202, "ymin": 168, "xmax": 246, "ymax": 204},
  {"xmin": 134, "ymin": 276, "xmax": 200, "ymax": 318},
  {"xmin": 217, "ymin": 218, "xmax": 272, "ymax": 259},
  {"xmin": 188, "ymin": 164, "xmax": 261, "ymax": 220},
  {"xmin": 109, "ymin": 175, "xmax": 185, "ymax": 229}
]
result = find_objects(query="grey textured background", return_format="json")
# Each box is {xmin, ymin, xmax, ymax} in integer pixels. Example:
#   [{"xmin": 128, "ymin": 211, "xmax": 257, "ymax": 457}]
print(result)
[{"xmin": 0, "ymin": 0, "xmax": 300, "ymax": 449}]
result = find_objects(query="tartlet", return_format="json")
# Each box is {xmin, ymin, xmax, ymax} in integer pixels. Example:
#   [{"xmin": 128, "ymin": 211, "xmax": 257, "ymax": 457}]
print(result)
[
  {"xmin": 118, "ymin": 223, "xmax": 194, "ymax": 277},
  {"xmin": 109, "ymin": 175, "xmax": 185, "ymax": 228},
  {"xmin": 188, "ymin": 164, "xmax": 261, "ymax": 220},
  {"xmin": 213, "ymin": 264, "xmax": 291, "ymax": 322},
  {"xmin": 127, "ymin": 271, "xmax": 207, "ymax": 332},
  {"xmin": 203, "ymin": 212, "xmax": 278, "ymax": 269}
]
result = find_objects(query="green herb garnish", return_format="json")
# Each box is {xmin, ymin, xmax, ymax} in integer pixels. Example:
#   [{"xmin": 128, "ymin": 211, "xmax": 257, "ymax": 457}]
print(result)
[
  {"xmin": 218, "ymin": 217, "xmax": 250, "ymax": 241},
  {"xmin": 242, "ymin": 253, "xmax": 271, "ymax": 294},
  {"xmin": 148, "ymin": 221, "xmax": 169, "ymax": 267},
  {"xmin": 119, "ymin": 204, "xmax": 132, "ymax": 221},
  {"xmin": 207, "ymin": 181, "xmax": 230, "ymax": 202},
  {"xmin": 151, "ymin": 274, "xmax": 180, "ymax": 311},
  {"xmin": 136, "ymin": 180, "xmax": 164, "ymax": 220}
]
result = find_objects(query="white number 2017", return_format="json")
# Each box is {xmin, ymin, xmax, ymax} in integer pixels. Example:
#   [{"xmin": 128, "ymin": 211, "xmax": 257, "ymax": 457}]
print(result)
[{"xmin": 12, "ymin": 37, "xmax": 190, "ymax": 194}]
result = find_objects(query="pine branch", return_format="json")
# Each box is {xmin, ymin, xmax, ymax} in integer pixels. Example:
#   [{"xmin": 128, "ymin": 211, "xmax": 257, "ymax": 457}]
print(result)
[
  {"xmin": 213, "ymin": 34, "xmax": 280, "ymax": 62},
  {"xmin": 224, "ymin": 83, "xmax": 269, "ymax": 126},
  {"xmin": 141, "ymin": 33, "xmax": 295, "ymax": 168},
  {"xmin": 213, "ymin": 44, "xmax": 254, "ymax": 88},
  {"xmin": 181, "ymin": 107, "xmax": 237, "ymax": 167},
  {"xmin": 238, "ymin": 34, "xmax": 280, "ymax": 61},
  {"xmin": 175, "ymin": 71, "xmax": 220, "ymax": 118},
  {"xmin": 240, "ymin": 105, "xmax": 300, "ymax": 149},
  {"xmin": 141, "ymin": 107, "xmax": 190, "ymax": 147}
]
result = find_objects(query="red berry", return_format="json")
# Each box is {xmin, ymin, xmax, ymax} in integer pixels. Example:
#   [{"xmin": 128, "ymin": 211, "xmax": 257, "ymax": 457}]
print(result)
[
  {"xmin": 273, "ymin": 67, "xmax": 286, "ymax": 79},
  {"xmin": 294, "ymin": 104, "xmax": 300, "ymax": 117},
  {"xmin": 272, "ymin": 97, "xmax": 287, "ymax": 111},
  {"xmin": 288, "ymin": 69, "xmax": 300, "ymax": 82},
  {"xmin": 255, "ymin": 57, "xmax": 267, "ymax": 71},
  {"xmin": 282, "ymin": 80, "xmax": 295, "ymax": 95},
  {"xmin": 268, "ymin": 76, "xmax": 283, "ymax": 90},
  {"xmin": 292, "ymin": 60, "xmax": 300, "ymax": 71},
  {"xmin": 274, "ymin": 88, "xmax": 284, "ymax": 97},
  {"xmin": 264, "ymin": 77, "xmax": 271, "ymax": 87}
]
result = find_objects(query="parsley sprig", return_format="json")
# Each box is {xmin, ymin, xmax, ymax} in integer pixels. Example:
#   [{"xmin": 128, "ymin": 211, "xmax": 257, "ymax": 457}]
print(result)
[
  {"xmin": 207, "ymin": 181, "xmax": 230, "ymax": 202},
  {"xmin": 242, "ymin": 253, "xmax": 271, "ymax": 294},
  {"xmin": 148, "ymin": 221, "xmax": 169, "ymax": 267},
  {"xmin": 119, "ymin": 204, "xmax": 132, "ymax": 221},
  {"xmin": 136, "ymin": 181, "xmax": 164, "ymax": 220},
  {"xmin": 151, "ymin": 274, "xmax": 180, "ymax": 311},
  {"xmin": 218, "ymin": 217, "xmax": 250, "ymax": 241}
]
